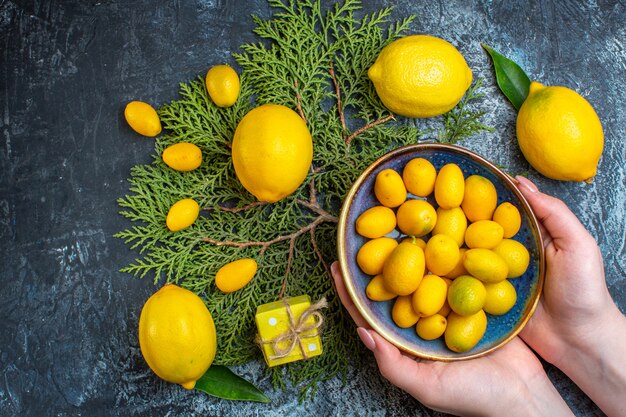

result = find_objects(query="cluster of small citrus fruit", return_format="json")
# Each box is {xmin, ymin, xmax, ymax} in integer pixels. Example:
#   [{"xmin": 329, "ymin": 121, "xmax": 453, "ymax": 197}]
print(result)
[{"xmin": 355, "ymin": 158, "xmax": 530, "ymax": 352}]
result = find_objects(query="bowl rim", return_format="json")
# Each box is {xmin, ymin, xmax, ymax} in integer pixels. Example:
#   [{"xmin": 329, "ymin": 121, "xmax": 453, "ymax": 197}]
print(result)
[{"xmin": 337, "ymin": 142, "xmax": 545, "ymax": 361}]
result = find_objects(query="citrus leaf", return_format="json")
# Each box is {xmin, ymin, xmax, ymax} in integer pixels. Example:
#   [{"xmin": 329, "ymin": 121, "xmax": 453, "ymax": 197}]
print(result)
[
  {"xmin": 194, "ymin": 365, "xmax": 271, "ymax": 403},
  {"xmin": 482, "ymin": 43, "xmax": 531, "ymax": 110}
]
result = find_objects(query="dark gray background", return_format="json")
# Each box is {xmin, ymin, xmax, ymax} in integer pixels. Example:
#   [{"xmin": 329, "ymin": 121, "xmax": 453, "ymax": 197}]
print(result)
[{"xmin": 1, "ymin": 1, "xmax": 624, "ymax": 416}]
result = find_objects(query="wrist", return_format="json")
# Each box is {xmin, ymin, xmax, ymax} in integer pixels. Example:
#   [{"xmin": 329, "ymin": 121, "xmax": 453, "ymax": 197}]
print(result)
[{"xmin": 502, "ymin": 371, "xmax": 573, "ymax": 417}]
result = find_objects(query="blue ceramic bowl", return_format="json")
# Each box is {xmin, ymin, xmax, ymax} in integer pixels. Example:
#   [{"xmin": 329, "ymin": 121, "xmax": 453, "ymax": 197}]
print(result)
[{"xmin": 337, "ymin": 143, "xmax": 545, "ymax": 361}]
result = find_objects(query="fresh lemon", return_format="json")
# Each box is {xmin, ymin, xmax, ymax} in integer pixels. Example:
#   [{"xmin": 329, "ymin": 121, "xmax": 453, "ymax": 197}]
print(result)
[
  {"xmin": 392, "ymin": 295, "xmax": 421, "ymax": 328},
  {"xmin": 396, "ymin": 199, "xmax": 437, "ymax": 237},
  {"xmin": 516, "ymin": 81, "xmax": 604, "ymax": 181},
  {"xmin": 483, "ymin": 279, "xmax": 517, "ymax": 315},
  {"xmin": 464, "ymin": 220, "xmax": 504, "ymax": 249},
  {"xmin": 166, "ymin": 198, "xmax": 200, "ymax": 232},
  {"xmin": 402, "ymin": 158, "xmax": 437, "ymax": 197},
  {"xmin": 432, "ymin": 207, "xmax": 467, "ymax": 247},
  {"xmin": 434, "ymin": 163, "xmax": 465, "ymax": 209},
  {"xmin": 382, "ymin": 241, "xmax": 425, "ymax": 296},
  {"xmin": 162, "ymin": 142, "xmax": 203, "ymax": 172},
  {"xmin": 374, "ymin": 169, "xmax": 407, "ymax": 208},
  {"xmin": 355, "ymin": 206, "xmax": 397, "ymax": 238},
  {"xmin": 124, "ymin": 101, "xmax": 162, "ymax": 137},
  {"xmin": 205, "ymin": 64, "xmax": 240, "ymax": 108},
  {"xmin": 447, "ymin": 275, "xmax": 486, "ymax": 316},
  {"xmin": 461, "ymin": 175, "xmax": 497, "ymax": 222},
  {"xmin": 232, "ymin": 104, "xmax": 313, "ymax": 202},
  {"xmin": 444, "ymin": 247, "xmax": 469, "ymax": 279},
  {"xmin": 412, "ymin": 274, "xmax": 448, "ymax": 317},
  {"xmin": 492, "ymin": 202, "xmax": 521, "ymax": 238},
  {"xmin": 463, "ymin": 248, "xmax": 509, "ymax": 283},
  {"xmin": 425, "ymin": 234, "xmax": 460, "ymax": 276},
  {"xmin": 366, "ymin": 274, "xmax": 397, "ymax": 301},
  {"xmin": 492, "ymin": 239, "xmax": 530, "ymax": 278},
  {"xmin": 445, "ymin": 310, "xmax": 487, "ymax": 353},
  {"xmin": 139, "ymin": 284, "xmax": 217, "ymax": 389},
  {"xmin": 356, "ymin": 237, "xmax": 399, "ymax": 276},
  {"xmin": 416, "ymin": 313, "xmax": 447, "ymax": 340},
  {"xmin": 215, "ymin": 258, "xmax": 257, "ymax": 293},
  {"xmin": 367, "ymin": 35, "xmax": 473, "ymax": 118}
]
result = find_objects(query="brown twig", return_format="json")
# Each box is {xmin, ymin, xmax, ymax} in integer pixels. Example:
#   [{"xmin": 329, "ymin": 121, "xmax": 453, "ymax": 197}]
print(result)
[
  {"xmin": 346, "ymin": 115, "xmax": 396, "ymax": 146},
  {"xmin": 294, "ymin": 80, "xmax": 307, "ymax": 124},
  {"xmin": 329, "ymin": 62, "xmax": 346, "ymax": 133},
  {"xmin": 310, "ymin": 228, "xmax": 330, "ymax": 276},
  {"xmin": 204, "ymin": 201, "xmax": 268, "ymax": 213},
  {"xmin": 279, "ymin": 236, "xmax": 298, "ymax": 299}
]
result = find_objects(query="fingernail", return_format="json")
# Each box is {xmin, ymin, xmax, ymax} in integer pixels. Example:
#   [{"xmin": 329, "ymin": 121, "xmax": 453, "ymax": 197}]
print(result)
[
  {"xmin": 330, "ymin": 261, "xmax": 339, "ymax": 275},
  {"xmin": 357, "ymin": 327, "xmax": 376, "ymax": 351},
  {"xmin": 515, "ymin": 175, "xmax": 538, "ymax": 193}
]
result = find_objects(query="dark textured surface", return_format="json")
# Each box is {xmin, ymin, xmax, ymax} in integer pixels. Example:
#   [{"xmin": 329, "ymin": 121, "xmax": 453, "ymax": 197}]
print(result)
[{"xmin": 1, "ymin": 1, "xmax": 624, "ymax": 416}]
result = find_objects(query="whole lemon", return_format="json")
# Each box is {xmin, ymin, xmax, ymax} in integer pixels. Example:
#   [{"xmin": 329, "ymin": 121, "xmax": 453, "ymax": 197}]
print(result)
[
  {"xmin": 402, "ymin": 157, "xmax": 437, "ymax": 197},
  {"xmin": 162, "ymin": 142, "xmax": 203, "ymax": 172},
  {"xmin": 516, "ymin": 81, "xmax": 604, "ymax": 181},
  {"xmin": 139, "ymin": 284, "xmax": 217, "ymax": 389},
  {"xmin": 355, "ymin": 206, "xmax": 397, "ymax": 238},
  {"xmin": 447, "ymin": 275, "xmax": 486, "ymax": 317},
  {"xmin": 392, "ymin": 295, "xmax": 421, "ymax": 328},
  {"xmin": 357, "ymin": 237, "xmax": 399, "ymax": 276},
  {"xmin": 464, "ymin": 220, "xmax": 504, "ymax": 249},
  {"xmin": 232, "ymin": 104, "xmax": 313, "ymax": 202},
  {"xmin": 215, "ymin": 258, "xmax": 257, "ymax": 293},
  {"xmin": 416, "ymin": 313, "xmax": 447, "ymax": 340},
  {"xmin": 374, "ymin": 169, "xmax": 407, "ymax": 208},
  {"xmin": 434, "ymin": 163, "xmax": 465, "ymax": 209},
  {"xmin": 461, "ymin": 175, "xmax": 497, "ymax": 222},
  {"xmin": 412, "ymin": 274, "xmax": 448, "ymax": 317},
  {"xmin": 483, "ymin": 279, "xmax": 517, "ymax": 316},
  {"xmin": 396, "ymin": 199, "xmax": 437, "ymax": 237},
  {"xmin": 424, "ymin": 233, "xmax": 460, "ymax": 276},
  {"xmin": 205, "ymin": 64, "xmax": 240, "ymax": 108},
  {"xmin": 382, "ymin": 241, "xmax": 425, "ymax": 296},
  {"xmin": 492, "ymin": 202, "xmax": 521, "ymax": 238},
  {"xmin": 124, "ymin": 101, "xmax": 162, "ymax": 137},
  {"xmin": 166, "ymin": 198, "xmax": 200, "ymax": 232},
  {"xmin": 432, "ymin": 207, "xmax": 467, "ymax": 247},
  {"xmin": 366, "ymin": 274, "xmax": 397, "ymax": 301},
  {"xmin": 445, "ymin": 310, "xmax": 487, "ymax": 353},
  {"xmin": 492, "ymin": 239, "xmax": 530, "ymax": 278},
  {"xmin": 368, "ymin": 35, "xmax": 473, "ymax": 118},
  {"xmin": 463, "ymin": 248, "xmax": 509, "ymax": 283}
]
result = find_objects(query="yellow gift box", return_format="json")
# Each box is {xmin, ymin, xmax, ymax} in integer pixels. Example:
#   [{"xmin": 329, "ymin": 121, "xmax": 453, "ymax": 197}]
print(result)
[{"xmin": 255, "ymin": 295, "xmax": 324, "ymax": 367}]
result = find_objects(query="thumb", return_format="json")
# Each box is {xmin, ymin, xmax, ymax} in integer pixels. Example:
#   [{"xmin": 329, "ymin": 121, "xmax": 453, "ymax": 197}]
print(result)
[{"xmin": 515, "ymin": 176, "xmax": 594, "ymax": 250}]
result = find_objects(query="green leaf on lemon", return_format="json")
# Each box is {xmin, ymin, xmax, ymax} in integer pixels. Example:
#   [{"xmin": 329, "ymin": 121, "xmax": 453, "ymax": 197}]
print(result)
[
  {"xmin": 482, "ymin": 43, "xmax": 531, "ymax": 110},
  {"xmin": 195, "ymin": 365, "xmax": 270, "ymax": 403}
]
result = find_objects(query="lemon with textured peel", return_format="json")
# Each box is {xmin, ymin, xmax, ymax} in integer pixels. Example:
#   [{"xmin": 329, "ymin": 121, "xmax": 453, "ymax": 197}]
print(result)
[
  {"xmin": 232, "ymin": 104, "xmax": 313, "ymax": 202},
  {"xmin": 445, "ymin": 310, "xmax": 487, "ymax": 353},
  {"xmin": 382, "ymin": 241, "xmax": 425, "ymax": 296},
  {"xmin": 368, "ymin": 35, "xmax": 473, "ymax": 118},
  {"xmin": 166, "ymin": 198, "xmax": 200, "ymax": 232},
  {"xmin": 516, "ymin": 81, "xmax": 604, "ymax": 181},
  {"xmin": 215, "ymin": 258, "xmax": 257, "ymax": 293},
  {"xmin": 205, "ymin": 64, "xmax": 240, "ymax": 108},
  {"xmin": 139, "ymin": 284, "xmax": 217, "ymax": 390},
  {"xmin": 483, "ymin": 280, "xmax": 517, "ymax": 315}
]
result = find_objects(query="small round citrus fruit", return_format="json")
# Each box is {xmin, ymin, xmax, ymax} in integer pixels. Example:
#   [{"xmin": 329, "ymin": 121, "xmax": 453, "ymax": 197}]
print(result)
[
  {"xmin": 215, "ymin": 258, "xmax": 257, "ymax": 293},
  {"xmin": 492, "ymin": 202, "xmax": 522, "ymax": 238},
  {"xmin": 396, "ymin": 199, "xmax": 437, "ymax": 237},
  {"xmin": 416, "ymin": 313, "xmax": 447, "ymax": 340},
  {"xmin": 412, "ymin": 274, "xmax": 447, "ymax": 317},
  {"xmin": 374, "ymin": 169, "xmax": 407, "ymax": 208},
  {"xmin": 402, "ymin": 157, "xmax": 437, "ymax": 197},
  {"xmin": 162, "ymin": 142, "xmax": 202, "ymax": 172},
  {"xmin": 425, "ymin": 233, "xmax": 460, "ymax": 276},
  {"xmin": 205, "ymin": 64, "xmax": 240, "ymax": 107},
  {"xmin": 461, "ymin": 175, "xmax": 497, "ymax": 222},
  {"xmin": 382, "ymin": 241, "xmax": 425, "ymax": 296},
  {"xmin": 463, "ymin": 248, "xmax": 509, "ymax": 283},
  {"xmin": 367, "ymin": 35, "xmax": 473, "ymax": 118},
  {"xmin": 139, "ymin": 284, "xmax": 217, "ymax": 389},
  {"xmin": 492, "ymin": 239, "xmax": 530, "ymax": 278},
  {"xmin": 434, "ymin": 163, "xmax": 465, "ymax": 209},
  {"xmin": 232, "ymin": 104, "xmax": 313, "ymax": 202},
  {"xmin": 445, "ymin": 310, "xmax": 487, "ymax": 353},
  {"xmin": 355, "ymin": 206, "xmax": 397, "ymax": 238},
  {"xmin": 356, "ymin": 237, "xmax": 399, "ymax": 276},
  {"xmin": 516, "ymin": 81, "xmax": 604, "ymax": 181},
  {"xmin": 166, "ymin": 198, "xmax": 200, "ymax": 232},
  {"xmin": 483, "ymin": 279, "xmax": 517, "ymax": 316},
  {"xmin": 392, "ymin": 295, "xmax": 421, "ymax": 328},
  {"xmin": 432, "ymin": 207, "xmax": 467, "ymax": 247},
  {"xmin": 366, "ymin": 274, "xmax": 397, "ymax": 301},
  {"xmin": 465, "ymin": 220, "xmax": 504, "ymax": 249},
  {"xmin": 447, "ymin": 275, "xmax": 486, "ymax": 316},
  {"xmin": 124, "ymin": 101, "xmax": 162, "ymax": 137}
]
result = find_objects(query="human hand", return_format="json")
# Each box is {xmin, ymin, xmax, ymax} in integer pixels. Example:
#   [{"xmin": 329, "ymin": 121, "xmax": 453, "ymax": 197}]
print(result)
[
  {"xmin": 330, "ymin": 261, "xmax": 573, "ymax": 417},
  {"xmin": 515, "ymin": 176, "xmax": 626, "ymax": 417}
]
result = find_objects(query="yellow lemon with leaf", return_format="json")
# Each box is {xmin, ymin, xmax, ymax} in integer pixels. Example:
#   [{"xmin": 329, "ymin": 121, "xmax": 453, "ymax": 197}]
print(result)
[
  {"xmin": 368, "ymin": 35, "xmax": 473, "ymax": 118},
  {"xmin": 232, "ymin": 104, "xmax": 313, "ymax": 202},
  {"xmin": 139, "ymin": 284, "xmax": 217, "ymax": 390},
  {"xmin": 517, "ymin": 82, "xmax": 603, "ymax": 182}
]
